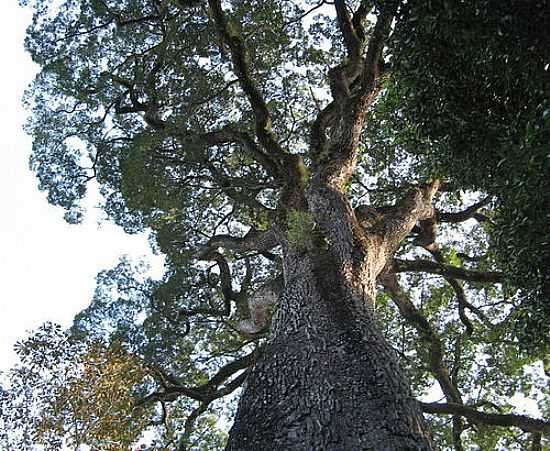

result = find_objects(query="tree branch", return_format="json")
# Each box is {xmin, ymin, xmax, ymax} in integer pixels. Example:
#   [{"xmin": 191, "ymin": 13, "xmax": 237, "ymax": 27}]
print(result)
[
  {"xmin": 420, "ymin": 402, "xmax": 550, "ymax": 435},
  {"xmin": 381, "ymin": 272, "xmax": 463, "ymax": 404},
  {"xmin": 381, "ymin": 180, "xmax": 441, "ymax": 253},
  {"xmin": 195, "ymin": 228, "xmax": 279, "ymax": 260},
  {"xmin": 394, "ymin": 258, "xmax": 503, "ymax": 284},
  {"xmin": 174, "ymin": 124, "xmax": 281, "ymax": 179},
  {"xmin": 311, "ymin": 5, "xmax": 393, "ymax": 188},
  {"xmin": 177, "ymin": 402, "xmax": 209, "ymax": 451},
  {"xmin": 413, "ymin": 215, "xmax": 490, "ymax": 332},
  {"xmin": 208, "ymin": 0, "xmax": 286, "ymax": 169},
  {"xmin": 437, "ymin": 197, "xmax": 492, "ymax": 223},
  {"xmin": 141, "ymin": 349, "xmax": 257, "ymax": 406},
  {"xmin": 334, "ymin": 0, "xmax": 362, "ymax": 59},
  {"xmin": 351, "ymin": 0, "xmax": 374, "ymax": 42}
]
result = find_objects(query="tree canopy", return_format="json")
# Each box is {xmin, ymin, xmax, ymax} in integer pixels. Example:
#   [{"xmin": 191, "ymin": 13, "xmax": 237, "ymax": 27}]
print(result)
[{"xmin": 2, "ymin": 0, "xmax": 549, "ymax": 450}]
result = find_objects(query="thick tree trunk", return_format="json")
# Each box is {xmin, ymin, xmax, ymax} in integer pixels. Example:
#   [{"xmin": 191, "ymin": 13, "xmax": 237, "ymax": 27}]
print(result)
[
  {"xmin": 224, "ymin": 144, "xmax": 439, "ymax": 450},
  {"xmin": 225, "ymin": 248, "xmax": 434, "ymax": 450}
]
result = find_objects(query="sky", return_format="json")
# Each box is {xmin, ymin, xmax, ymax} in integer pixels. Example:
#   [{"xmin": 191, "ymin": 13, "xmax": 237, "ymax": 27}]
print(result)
[{"xmin": 0, "ymin": 1, "xmax": 162, "ymax": 371}]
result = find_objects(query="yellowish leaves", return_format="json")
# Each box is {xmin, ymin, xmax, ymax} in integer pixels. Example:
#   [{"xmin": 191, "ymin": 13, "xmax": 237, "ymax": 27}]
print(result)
[{"xmin": 36, "ymin": 341, "xmax": 153, "ymax": 450}]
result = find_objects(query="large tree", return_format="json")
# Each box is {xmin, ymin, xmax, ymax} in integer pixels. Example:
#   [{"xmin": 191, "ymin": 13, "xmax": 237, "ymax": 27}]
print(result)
[{"xmin": 2, "ymin": 0, "xmax": 549, "ymax": 449}]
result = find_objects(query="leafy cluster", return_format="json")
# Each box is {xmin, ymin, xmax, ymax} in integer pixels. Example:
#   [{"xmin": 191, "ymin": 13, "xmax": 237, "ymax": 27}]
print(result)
[
  {"xmin": 385, "ymin": 0, "xmax": 550, "ymax": 344},
  {"xmin": 0, "ymin": 323, "xmax": 153, "ymax": 450}
]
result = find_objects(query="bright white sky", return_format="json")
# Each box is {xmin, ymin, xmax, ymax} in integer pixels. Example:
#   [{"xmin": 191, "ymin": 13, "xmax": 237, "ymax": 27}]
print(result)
[{"xmin": 0, "ymin": 1, "xmax": 162, "ymax": 371}]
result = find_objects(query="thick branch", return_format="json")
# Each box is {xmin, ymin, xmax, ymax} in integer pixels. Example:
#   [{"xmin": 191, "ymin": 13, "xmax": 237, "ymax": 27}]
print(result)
[
  {"xmin": 394, "ymin": 258, "xmax": 503, "ymax": 284},
  {"xmin": 334, "ymin": 0, "xmax": 362, "ymax": 58},
  {"xmin": 381, "ymin": 180, "xmax": 441, "ymax": 253},
  {"xmin": 437, "ymin": 197, "xmax": 492, "ymax": 223},
  {"xmin": 195, "ymin": 228, "xmax": 278, "ymax": 260},
  {"xmin": 311, "ymin": 6, "xmax": 393, "ymax": 188},
  {"xmin": 208, "ymin": 0, "xmax": 286, "ymax": 168},
  {"xmin": 310, "ymin": 100, "xmax": 338, "ymax": 160},
  {"xmin": 351, "ymin": 0, "xmax": 374, "ymax": 42},
  {"xmin": 206, "ymin": 252, "xmax": 234, "ymax": 315},
  {"xmin": 202, "ymin": 349, "xmax": 258, "ymax": 393},
  {"xmin": 420, "ymin": 402, "xmax": 550, "ymax": 435}
]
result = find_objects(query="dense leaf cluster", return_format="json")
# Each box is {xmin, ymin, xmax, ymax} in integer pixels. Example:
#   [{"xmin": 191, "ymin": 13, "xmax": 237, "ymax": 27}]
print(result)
[{"xmin": 386, "ymin": 0, "xmax": 550, "ymax": 344}]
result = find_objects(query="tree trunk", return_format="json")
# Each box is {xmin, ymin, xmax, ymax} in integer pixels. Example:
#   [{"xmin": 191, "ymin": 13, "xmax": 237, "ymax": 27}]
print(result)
[
  {"xmin": 225, "ymin": 250, "xmax": 434, "ymax": 450},
  {"xmin": 224, "ymin": 156, "xmax": 439, "ymax": 450}
]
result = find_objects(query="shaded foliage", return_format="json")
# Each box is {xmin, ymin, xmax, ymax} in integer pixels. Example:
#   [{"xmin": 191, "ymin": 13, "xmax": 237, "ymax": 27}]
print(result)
[{"xmin": 385, "ymin": 0, "xmax": 550, "ymax": 345}]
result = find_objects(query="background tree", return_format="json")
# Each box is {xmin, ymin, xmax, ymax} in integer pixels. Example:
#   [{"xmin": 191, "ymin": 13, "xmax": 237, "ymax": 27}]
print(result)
[{"xmin": 2, "ymin": 0, "xmax": 549, "ymax": 449}]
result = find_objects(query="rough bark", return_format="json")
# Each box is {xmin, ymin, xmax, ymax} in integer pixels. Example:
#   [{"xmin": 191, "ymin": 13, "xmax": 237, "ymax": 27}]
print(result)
[
  {"xmin": 225, "ymin": 182, "xmax": 437, "ymax": 450},
  {"xmin": 210, "ymin": 1, "xmax": 436, "ymax": 447},
  {"xmin": 225, "ymin": 250, "xmax": 434, "ymax": 450}
]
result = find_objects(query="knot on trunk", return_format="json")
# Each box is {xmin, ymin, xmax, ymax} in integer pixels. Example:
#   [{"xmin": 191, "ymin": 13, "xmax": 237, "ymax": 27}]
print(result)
[{"xmin": 235, "ymin": 278, "xmax": 282, "ymax": 336}]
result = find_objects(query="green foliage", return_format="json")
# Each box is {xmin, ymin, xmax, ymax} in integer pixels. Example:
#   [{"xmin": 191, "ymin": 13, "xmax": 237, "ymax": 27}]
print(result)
[
  {"xmin": 286, "ymin": 209, "xmax": 316, "ymax": 250},
  {"xmin": 0, "ymin": 323, "xmax": 154, "ymax": 450},
  {"xmin": 385, "ymin": 0, "xmax": 550, "ymax": 347}
]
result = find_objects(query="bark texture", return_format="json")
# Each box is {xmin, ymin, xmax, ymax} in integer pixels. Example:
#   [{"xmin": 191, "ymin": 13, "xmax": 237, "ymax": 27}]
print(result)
[
  {"xmin": 226, "ymin": 252, "xmax": 433, "ymax": 450},
  {"xmin": 214, "ymin": 2, "xmax": 436, "ymax": 448},
  {"xmin": 225, "ymin": 181, "xmax": 437, "ymax": 450}
]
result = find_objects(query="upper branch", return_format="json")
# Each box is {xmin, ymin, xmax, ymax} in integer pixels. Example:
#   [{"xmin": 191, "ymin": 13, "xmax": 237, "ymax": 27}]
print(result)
[
  {"xmin": 195, "ymin": 228, "xmax": 279, "ymax": 260},
  {"xmin": 351, "ymin": 0, "xmax": 374, "ymax": 42},
  {"xmin": 208, "ymin": 0, "xmax": 286, "ymax": 170},
  {"xmin": 438, "ymin": 197, "xmax": 492, "ymax": 223},
  {"xmin": 174, "ymin": 124, "xmax": 281, "ymax": 179},
  {"xmin": 334, "ymin": 0, "xmax": 363, "ymax": 58},
  {"xmin": 381, "ymin": 180, "xmax": 441, "ymax": 253},
  {"xmin": 312, "ymin": 6, "xmax": 394, "ymax": 188}
]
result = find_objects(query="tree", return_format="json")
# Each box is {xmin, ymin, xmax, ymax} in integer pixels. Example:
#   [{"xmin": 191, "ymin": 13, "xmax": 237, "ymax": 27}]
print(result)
[{"xmin": 3, "ymin": 0, "xmax": 549, "ymax": 449}]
